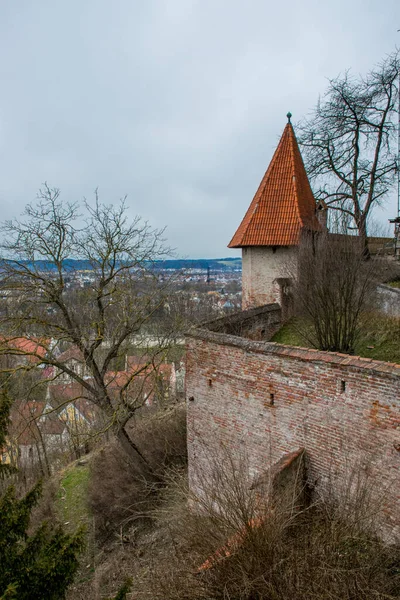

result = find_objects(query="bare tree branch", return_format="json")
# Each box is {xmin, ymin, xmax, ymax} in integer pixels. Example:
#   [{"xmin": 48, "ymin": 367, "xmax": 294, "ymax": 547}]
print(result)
[
  {"xmin": 298, "ymin": 51, "xmax": 399, "ymax": 256},
  {"xmin": 0, "ymin": 187, "xmax": 178, "ymax": 471}
]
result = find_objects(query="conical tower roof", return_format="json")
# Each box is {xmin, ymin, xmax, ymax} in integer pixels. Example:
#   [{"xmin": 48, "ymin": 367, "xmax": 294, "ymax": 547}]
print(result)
[{"xmin": 228, "ymin": 117, "xmax": 321, "ymax": 248}]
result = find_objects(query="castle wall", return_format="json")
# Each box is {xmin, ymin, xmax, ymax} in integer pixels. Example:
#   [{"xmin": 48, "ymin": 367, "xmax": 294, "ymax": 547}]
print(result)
[
  {"xmin": 186, "ymin": 329, "xmax": 400, "ymax": 541},
  {"xmin": 242, "ymin": 246, "xmax": 297, "ymax": 309},
  {"xmin": 205, "ymin": 303, "xmax": 282, "ymax": 341}
]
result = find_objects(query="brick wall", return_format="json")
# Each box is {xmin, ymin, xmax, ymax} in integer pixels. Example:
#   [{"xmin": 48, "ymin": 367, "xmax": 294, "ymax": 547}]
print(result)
[{"xmin": 186, "ymin": 328, "xmax": 400, "ymax": 541}]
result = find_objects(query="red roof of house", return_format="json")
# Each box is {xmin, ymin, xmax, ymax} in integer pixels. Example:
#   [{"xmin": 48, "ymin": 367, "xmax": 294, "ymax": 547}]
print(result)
[
  {"xmin": 106, "ymin": 361, "xmax": 173, "ymax": 390},
  {"xmin": 228, "ymin": 120, "xmax": 321, "ymax": 248},
  {"xmin": 10, "ymin": 401, "xmax": 46, "ymax": 445},
  {"xmin": 46, "ymin": 384, "xmax": 97, "ymax": 424},
  {"xmin": 39, "ymin": 414, "xmax": 66, "ymax": 435},
  {"xmin": 10, "ymin": 400, "xmax": 69, "ymax": 443},
  {"xmin": 15, "ymin": 401, "xmax": 47, "ymax": 421},
  {"xmin": 48, "ymin": 382, "xmax": 93, "ymax": 406},
  {"xmin": 56, "ymin": 346, "xmax": 84, "ymax": 364},
  {"xmin": 0, "ymin": 337, "xmax": 49, "ymax": 362}
]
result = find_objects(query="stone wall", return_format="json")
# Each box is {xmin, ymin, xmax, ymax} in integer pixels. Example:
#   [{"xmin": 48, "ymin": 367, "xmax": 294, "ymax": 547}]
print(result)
[
  {"xmin": 186, "ymin": 326, "xmax": 400, "ymax": 541},
  {"xmin": 204, "ymin": 303, "xmax": 282, "ymax": 341},
  {"xmin": 376, "ymin": 284, "xmax": 400, "ymax": 318},
  {"xmin": 241, "ymin": 246, "xmax": 297, "ymax": 309}
]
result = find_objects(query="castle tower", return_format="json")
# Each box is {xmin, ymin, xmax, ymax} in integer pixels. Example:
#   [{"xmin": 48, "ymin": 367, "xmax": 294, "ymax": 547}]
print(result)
[{"xmin": 228, "ymin": 114, "xmax": 323, "ymax": 309}]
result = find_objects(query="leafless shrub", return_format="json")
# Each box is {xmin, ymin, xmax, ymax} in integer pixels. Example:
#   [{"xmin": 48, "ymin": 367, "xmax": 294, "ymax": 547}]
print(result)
[
  {"xmin": 292, "ymin": 232, "xmax": 379, "ymax": 353},
  {"xmin": 137, "ymin": 449, "xmax": 400, "ymax": 600},
  {"xmin": 27, "ymin": 476, "xmax": 59, "ymax": 532}
]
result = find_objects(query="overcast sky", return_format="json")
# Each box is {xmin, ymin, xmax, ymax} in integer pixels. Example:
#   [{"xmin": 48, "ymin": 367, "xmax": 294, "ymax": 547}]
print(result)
[{"xmin": 0, "ymin": 1, "xmax": 399, "ymax": 258}]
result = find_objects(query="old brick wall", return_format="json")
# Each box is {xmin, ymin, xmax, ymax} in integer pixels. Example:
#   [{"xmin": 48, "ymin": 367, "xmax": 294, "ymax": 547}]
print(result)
[{"xmin": 186, "ymin": 330, "xmax": 400, "ymax": 541}]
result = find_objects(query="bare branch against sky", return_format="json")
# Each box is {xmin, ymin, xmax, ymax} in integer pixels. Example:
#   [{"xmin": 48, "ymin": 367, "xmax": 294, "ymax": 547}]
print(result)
[{"xmin": 0, "ymin": 0, "xmax": 399, "ymax": 257}]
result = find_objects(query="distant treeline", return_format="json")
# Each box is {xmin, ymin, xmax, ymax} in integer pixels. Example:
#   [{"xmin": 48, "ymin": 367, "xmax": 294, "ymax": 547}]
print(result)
[
  {"xmin": 151, "ymin": 258, "xmax": 242, "ymax": 270},
  {"xmin": 0, "ymin": 257, "xmax": 242, "ymax": 273}
]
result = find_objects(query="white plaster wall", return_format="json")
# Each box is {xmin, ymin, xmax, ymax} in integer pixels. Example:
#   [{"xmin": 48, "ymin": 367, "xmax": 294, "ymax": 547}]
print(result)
[
  {"xmin": 376, "ymin": 284, "xmax": 400, "ymax": 318},
  {"xmin": 242, "ymin": 246, "xmax": 298, "ymax": 309}
]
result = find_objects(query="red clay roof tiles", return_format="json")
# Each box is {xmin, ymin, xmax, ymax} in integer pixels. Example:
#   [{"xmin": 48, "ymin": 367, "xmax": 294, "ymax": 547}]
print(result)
[{"xmin": 228, "ymin": 122, "xmax": 321, "ymax": 248}]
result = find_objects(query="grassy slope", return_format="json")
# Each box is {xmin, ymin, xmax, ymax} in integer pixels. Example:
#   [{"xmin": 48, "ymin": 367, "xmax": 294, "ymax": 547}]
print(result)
[
  {"xmin": 271, "ymin": 313, "xmax": 400, "ymax": 364},
  {"xmin": 56, "ymin": 460, "xmax": 97, "ymax": 593},
  {"xmin": 56, "ymin": 461, "xmax": 91, "ymax": 532}
]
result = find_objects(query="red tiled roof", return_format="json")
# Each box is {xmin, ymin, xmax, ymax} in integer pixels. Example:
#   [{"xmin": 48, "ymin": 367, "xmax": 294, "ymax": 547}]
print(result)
[
  {"xmin": 41, "ymin": 365, "xmax": 55, "ymax": 379},
  {"xmin": 46, "ymin": 385, "xmax": 97, "ymax": 423},
  {"xmin": 106, "ymin": 370, "xmax": 133, "ymax": 389},
  {"xmin": 48, "ymin": 382, "xmax": 93, "ymax": 405},
  {"xmin": 74, "ymin": 398, "xmax": 97, "ymax": 423},
  {"xmin": 56, "ymin": 346, "xmax": 84, "ymax": 363},
  {"xmin": 15, "ymin": 401, "xmax": 46, "ymax": 421},
  {"xmin": 12, "ymin": 401, "xmax": 68, "ymax": 442},
  {"xmin": 0, "ymin": 337, "xmax": 49, "ymax": 362},
  {"xmin": 10, "ymin": 401, "xmax": 46, "ymax": 445},
  {"xmin": 39, "ymin": 415, "xmax": 66, "ymax": 435},
  {"xmin": 125, "ymin": 356, "xmax": 173, "ymax": 378},
  {"xmin": 106, "ymin": 362, "xmax": 173, "ymax": 390},
  {"xmin": 228, "ymin": 121, "xmax": 321, "ymax": 248}
]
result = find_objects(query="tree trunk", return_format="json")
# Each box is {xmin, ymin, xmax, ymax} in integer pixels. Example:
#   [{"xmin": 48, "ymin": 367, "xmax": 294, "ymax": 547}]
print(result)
[
  {"xmin": 358, "ymin": 218, "xmax": 370, "ymax": 260},
  {"xmin": 98, "ymin": 392, "xmax": 155, "ymax": 475},
  {"xmin": 115, "ymin": 424, "xmax": 153, "ymax": 475}
]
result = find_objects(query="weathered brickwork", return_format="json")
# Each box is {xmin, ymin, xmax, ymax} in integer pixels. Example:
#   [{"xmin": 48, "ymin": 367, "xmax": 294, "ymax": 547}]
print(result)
[{"xmin": 186, "ymin": 327, "xmax": 400, "ymax": 541}]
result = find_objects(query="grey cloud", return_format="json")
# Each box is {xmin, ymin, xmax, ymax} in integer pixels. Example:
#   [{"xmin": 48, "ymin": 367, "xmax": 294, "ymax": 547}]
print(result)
[{"xmin": 0, "ymin": 0, "xmax": 399, "ymax": 257}]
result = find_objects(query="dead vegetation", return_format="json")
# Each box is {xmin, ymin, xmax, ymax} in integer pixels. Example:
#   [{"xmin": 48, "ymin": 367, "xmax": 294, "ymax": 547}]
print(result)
[
  {"xmin": 26, "ymin": 403, "xmax": 395, "ymax": 600},
  {"xmin": 88, "ymin": 404, "xmax": 187, "ymax": 545},
  {"xmin": 74, "ymin": 442, "xmax": 400, "ymax": 600},
  {"xmin": 132, "ymin": 458, "xmax": 400, "ymax": 600}
]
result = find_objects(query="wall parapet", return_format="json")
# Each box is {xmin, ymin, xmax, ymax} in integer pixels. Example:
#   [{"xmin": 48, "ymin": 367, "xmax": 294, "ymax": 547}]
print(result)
[
  {"xmin": 186, "ymin": 325, "xmax": 400, "ymax": 378},
  {"xmin": 196, "ymin": 303, "xmax": 282, "ymax": 341}
]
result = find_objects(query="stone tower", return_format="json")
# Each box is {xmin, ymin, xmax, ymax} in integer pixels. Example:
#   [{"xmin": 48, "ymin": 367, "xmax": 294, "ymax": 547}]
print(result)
[{"xmin": 228, "ymin": 114, "xmax": 324, "ymax": 309}]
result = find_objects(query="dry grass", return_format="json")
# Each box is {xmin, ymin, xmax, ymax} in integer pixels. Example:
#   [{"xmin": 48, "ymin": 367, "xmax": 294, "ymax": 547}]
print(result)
[
  {"xmin": 64, "ymin": 428, "xmax": 400, "ymax": 600},
  {"xmin": 129, "ymin": 459, "xmax": 400, "ymax": 600}
]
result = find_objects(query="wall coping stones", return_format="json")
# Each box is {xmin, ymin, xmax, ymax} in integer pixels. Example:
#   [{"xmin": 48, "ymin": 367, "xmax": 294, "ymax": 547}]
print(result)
[
  {"xmin": 198, "ymin": 303, "xmax": 281, "ymax": 333},
  {"xmin": 378, "ymin": 283, "xmax": 400, "ymax": 296},
  {"xmin": 186, "ymin": 323, "xmax": 400, "ymax": 379}
]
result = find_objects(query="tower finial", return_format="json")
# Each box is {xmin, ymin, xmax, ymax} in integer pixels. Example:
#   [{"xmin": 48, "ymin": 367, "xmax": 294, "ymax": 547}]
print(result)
[{"xmin": 287, "ymin": 111, "xmax": 292, "ymax": 123}]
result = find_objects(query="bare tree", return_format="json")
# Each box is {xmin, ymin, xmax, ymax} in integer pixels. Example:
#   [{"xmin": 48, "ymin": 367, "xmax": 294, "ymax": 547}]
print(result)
[
  {"xmin": 293, "ymin": 232, "xmax": 377, "ymax": 354},
  {"xmin": 0, "ymin": 185, "xmax": 177, "ymax": 471},
  {"xmin": 298, "ymin": 50, "xmax": 399, "ymax": 257}
]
